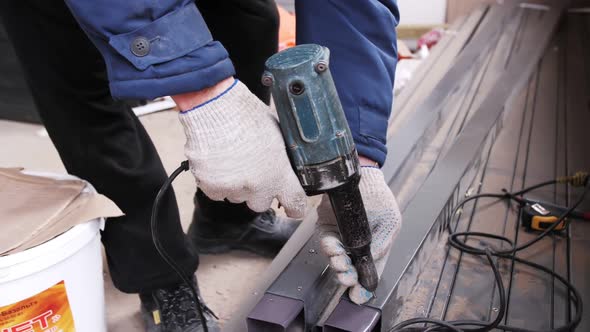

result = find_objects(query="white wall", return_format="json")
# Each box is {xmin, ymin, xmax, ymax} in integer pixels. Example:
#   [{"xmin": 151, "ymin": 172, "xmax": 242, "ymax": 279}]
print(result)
[{"xmin": 397, "ymin": 0, "xmax": 447, "ymax": 25}]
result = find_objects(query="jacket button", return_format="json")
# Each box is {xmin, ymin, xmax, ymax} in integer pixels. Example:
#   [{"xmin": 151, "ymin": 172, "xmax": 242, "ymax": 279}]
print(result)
[{"xmin": 131, "ymin": 37, "xmax": 150, "ymax": 57}]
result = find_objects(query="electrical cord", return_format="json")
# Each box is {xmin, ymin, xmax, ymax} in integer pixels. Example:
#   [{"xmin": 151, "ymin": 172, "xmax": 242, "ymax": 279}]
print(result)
[
  {"xmin": 390, "ymin": 172, "xmax": 589, "ymax": 332},
  {"xmin": 150, "ymin": 160, "xmax": 217, "ymax": 332}
]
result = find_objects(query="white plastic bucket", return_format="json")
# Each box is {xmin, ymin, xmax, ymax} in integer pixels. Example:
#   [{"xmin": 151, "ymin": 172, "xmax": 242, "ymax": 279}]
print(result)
[{"xmin": 0, "ymin": 220, "xmax": 106, "ymax": 332}]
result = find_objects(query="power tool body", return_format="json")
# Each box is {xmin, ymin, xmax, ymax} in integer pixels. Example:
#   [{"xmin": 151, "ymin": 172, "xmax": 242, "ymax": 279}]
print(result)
[{"xmin": 263, "ymin": 44, "xmax": 378, "ymax": 291}]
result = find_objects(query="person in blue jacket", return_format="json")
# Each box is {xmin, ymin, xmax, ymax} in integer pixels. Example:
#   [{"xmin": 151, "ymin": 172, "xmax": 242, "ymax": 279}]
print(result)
[{"xmin": 0, "ymin": 0, "xmax": 401, "ymax": 330}]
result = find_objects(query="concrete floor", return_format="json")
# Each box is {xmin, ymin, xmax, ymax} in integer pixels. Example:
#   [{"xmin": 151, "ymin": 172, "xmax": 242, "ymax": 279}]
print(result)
[{"xmin": 0, "ymin": 111, "xmax": 274, "ymax": 331}]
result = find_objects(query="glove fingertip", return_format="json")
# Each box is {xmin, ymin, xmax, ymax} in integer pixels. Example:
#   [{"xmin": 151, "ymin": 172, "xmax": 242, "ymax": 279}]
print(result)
[
  {"xmin": 349, "ymin": 284, "xmax": 374, "ymax": 305},
  {"xmin": 277, "ymin": 190, "xmax": 307, "ymax": 219},
  {"xmin": 279, "ymin": 174, "xmax": 308, "ymax": 219},
  {"xmin": 320, "ymin": 236, "xmax": 346, "ymax": 256},
  {"xmin": 284, "ymin": 205, "xmax": 305, "ymax": 219},
  {"xmin": 330, "ymin": 255, "xmax": 353, "ymax": 272},
  {"xmin": 336, "ymin": 268, "xmax": 358, "ymax": 287},
  {"xmin": 246, "ymin": 198, "xmax": 273, "ymax": 214},
  {"xmin": 200, "ymin": 189, "xmax": 226, "ymax": 202}
]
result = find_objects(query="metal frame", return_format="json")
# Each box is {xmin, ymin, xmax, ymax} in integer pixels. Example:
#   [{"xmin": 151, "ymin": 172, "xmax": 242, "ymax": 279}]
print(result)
[{"xmin": 227, "ymin": 2, "xmax": 567, "ymax": 331}]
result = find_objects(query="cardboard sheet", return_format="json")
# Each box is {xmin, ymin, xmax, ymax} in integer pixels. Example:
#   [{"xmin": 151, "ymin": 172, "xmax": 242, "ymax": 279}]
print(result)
[{"xmin": 0, "ymin": 168, "xmax": 123, "ymax": 255}]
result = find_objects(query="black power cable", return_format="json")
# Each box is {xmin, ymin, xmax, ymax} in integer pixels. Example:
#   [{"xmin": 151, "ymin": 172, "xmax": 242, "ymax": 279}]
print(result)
[
  {"xmin": 150, "ymin": 160, "xmax": 217, "ymax": 332},
  {"xmin": 390, "ymin": 173, "xmax": 589, "ymax": 332}
]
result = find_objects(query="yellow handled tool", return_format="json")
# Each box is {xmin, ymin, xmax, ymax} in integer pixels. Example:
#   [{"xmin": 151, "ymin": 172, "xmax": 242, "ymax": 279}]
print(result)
[{"xmin": 521, "ymin": 200, "xmax": 589, "ymax": 231}]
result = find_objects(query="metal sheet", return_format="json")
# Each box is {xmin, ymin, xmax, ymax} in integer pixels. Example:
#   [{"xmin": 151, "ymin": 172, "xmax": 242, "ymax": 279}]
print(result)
[
  {"xmin": 381, "ymin": 3, "xmax": 517, "ymax": 185},
  {"xmin": 503, "ymin": 29, "xmax": 563, "ymax": 330},
  {"xmin": 427, "ymin": 65, "xmax": 535, "ymax": 323},
  {"xmin": 564, "ymin": 11, "xmax": 590, "ymax": 331},
  {"xmin": 327, "ymin": 2, "xmax": 566, "ymax": 331},
  {"xmin": 387, "ymin": 6, "xmax": 487, "ymax": 134},
  {"xmin": 399, "ymin": 11, "xmax": 590, "ymax": 330}
]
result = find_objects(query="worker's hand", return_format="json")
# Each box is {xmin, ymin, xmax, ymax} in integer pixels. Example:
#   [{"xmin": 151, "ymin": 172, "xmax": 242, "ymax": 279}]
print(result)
[
  {"xmin": 177, "ymin": 79, "xmax": 307, "ymax": 218},
  {"xmin": 317, "ymin": 167, "xmax": 402, "ymax": 304}
]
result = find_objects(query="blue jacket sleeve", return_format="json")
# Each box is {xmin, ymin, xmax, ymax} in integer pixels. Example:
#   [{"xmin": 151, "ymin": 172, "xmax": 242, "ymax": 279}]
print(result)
[
  {"xmin": 296, "ymin": 0, "xmax": 399, "ymax": 166},
  {"xmin": 64, "ymin": 0, "xmax": 235, "ymax": 100}
]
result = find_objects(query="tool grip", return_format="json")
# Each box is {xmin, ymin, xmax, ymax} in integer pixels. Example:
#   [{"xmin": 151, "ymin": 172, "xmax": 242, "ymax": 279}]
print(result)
[{"xmin": 328, "ymin": 176, "xmax": 379, "ymax": 291}]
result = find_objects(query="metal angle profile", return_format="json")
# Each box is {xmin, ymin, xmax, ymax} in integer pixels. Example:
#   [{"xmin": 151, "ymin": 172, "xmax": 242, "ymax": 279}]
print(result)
[
  {"xmin": 224, "ymin": 209, "xmax": 318, "ymax": 332},
  {"xmin": 245, "ymin": 231, "xmax": 342, "ymax": 330}
]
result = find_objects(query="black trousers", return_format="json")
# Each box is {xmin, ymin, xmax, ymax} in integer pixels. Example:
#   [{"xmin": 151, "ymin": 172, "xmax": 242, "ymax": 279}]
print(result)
[{"xmin": 0, "ymin": 0, "xmax": 278, "ymax": 293}]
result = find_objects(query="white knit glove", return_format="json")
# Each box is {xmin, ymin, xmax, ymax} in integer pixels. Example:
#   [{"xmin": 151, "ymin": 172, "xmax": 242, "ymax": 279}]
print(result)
[
  {"xmin": 178, "ymin": 80, "xmax": 307, "ymax": 218},
  {"xmin": 317, "ymin": 167, "xmax": 402, "ymax": 304}
]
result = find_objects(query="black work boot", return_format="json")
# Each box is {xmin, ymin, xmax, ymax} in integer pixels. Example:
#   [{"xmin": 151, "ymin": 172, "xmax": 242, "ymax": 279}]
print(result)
[
  {"xmin": 188, "ymin": 190, "xmax": 301, "ymax": 257},
  {"xmin": 139, "ymin": 278, "xmax": 219, "ymax": 332}
]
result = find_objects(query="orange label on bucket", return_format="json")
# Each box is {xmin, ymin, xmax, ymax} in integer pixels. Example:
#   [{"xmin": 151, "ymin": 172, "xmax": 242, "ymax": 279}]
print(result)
[{"xmin": 0, "ymin": 281, "xmax": 75, "ymax": 332}]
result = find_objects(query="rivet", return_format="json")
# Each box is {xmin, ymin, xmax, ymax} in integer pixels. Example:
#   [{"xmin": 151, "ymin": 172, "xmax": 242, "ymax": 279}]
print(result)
[
  {"xmin": 261, "ymin": 75, "xmax": 273, "ymax": 86},
  {"xmin": 315, "ymin": 61, "xmax": 328, "ymax": 73}
]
